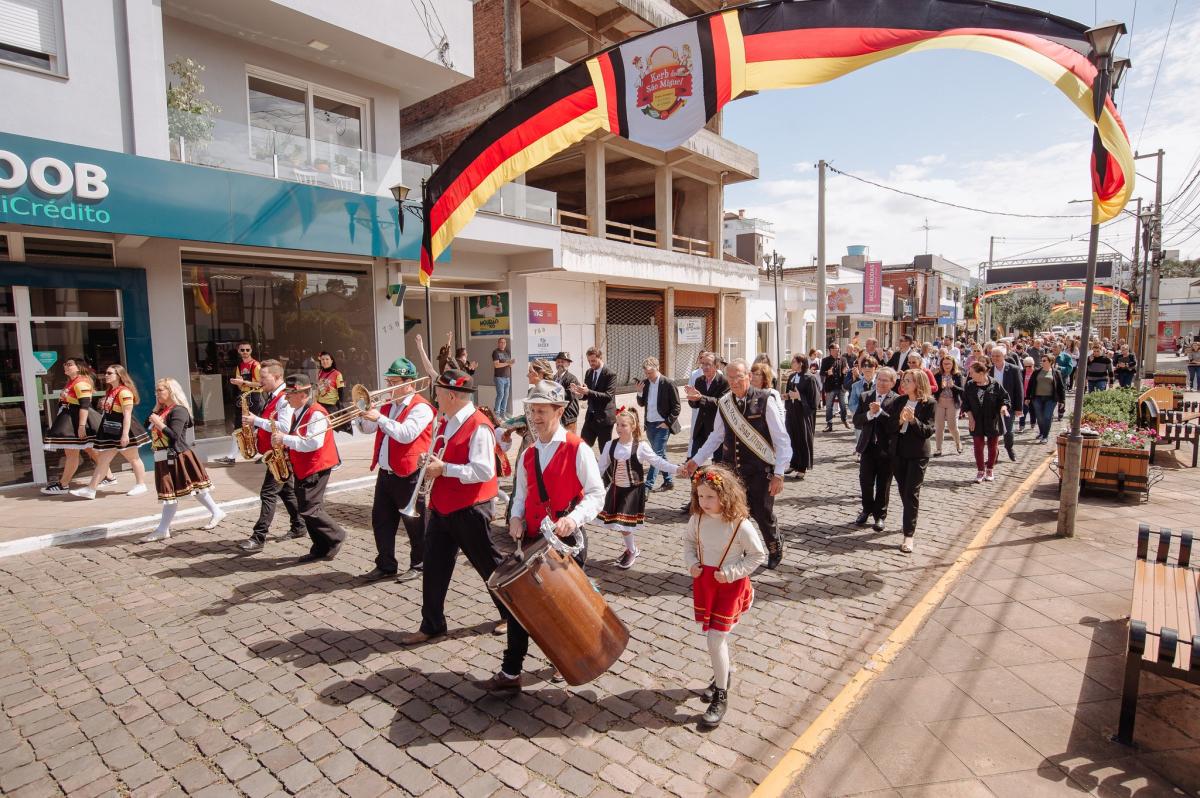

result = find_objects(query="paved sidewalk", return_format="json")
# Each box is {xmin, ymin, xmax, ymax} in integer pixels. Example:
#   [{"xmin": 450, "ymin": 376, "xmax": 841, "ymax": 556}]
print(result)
[{"xmin": 790, "ymin": 447, "xmax": 1200, "ymax": 797}]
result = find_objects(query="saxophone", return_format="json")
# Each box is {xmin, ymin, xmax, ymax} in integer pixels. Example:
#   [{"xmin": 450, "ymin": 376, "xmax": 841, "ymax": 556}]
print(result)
[
  {"xmin": 234, "ymin": 389, "xmax": 262, "ymax": 459},
  {"xmin": 263, "ymin": 417, "xmax": 292, "ymax": 481}
]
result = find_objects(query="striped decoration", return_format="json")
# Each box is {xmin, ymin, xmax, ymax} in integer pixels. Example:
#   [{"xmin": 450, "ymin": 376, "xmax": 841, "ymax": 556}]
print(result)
[{"xmin": 420, "ymin": 1, "xmax": 1134, "ymax": 286}]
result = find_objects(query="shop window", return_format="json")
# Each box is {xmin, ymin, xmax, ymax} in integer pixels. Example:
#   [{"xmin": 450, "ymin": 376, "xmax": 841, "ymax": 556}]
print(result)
[
  {"xmin": 0, "ymin": 0, "xmax": 66, "ymax": 76},
  {"xmin": 0, "ymin": 234, "xmax": 9, "ymax": 260},
  {"xmin": 28, "ymin": 287, "xmax": 119, "ymax": 318},
  {"xmin": 22, "ymin": 236, "xmax": 114, "ymax": 265},
  {"xmin": 182, "ymin": 259, "xmax": 377, "ymax": 440},
  {"xmin": 605, "ymin": 293, "xmax": 662, "ymax": 387},
  {"xmin": 0, "ymin": 286, "xmax": 13, "ymax": 317}
]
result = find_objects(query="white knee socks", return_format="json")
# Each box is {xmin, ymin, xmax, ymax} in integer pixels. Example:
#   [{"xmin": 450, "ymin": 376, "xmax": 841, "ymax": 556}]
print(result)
[
  {"xmin": 622, "ymin": 532, "xmax": 637, "ymax": 553},
  {"xmin": 155, "ymin": 502, "xmax": 177, "ymax": 535},
  {"xmin": 195, "ymin": 490, "xmax": 218, "ymax": 514},
  {"xmin": 707, "ymin": 629, "xmax": 730, "ymax": 690}
]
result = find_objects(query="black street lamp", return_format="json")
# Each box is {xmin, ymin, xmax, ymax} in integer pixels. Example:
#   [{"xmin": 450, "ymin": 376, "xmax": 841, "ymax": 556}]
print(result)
[
  {"xmin": 1058, "ymin": 19, "xmax": 1127, "ymax": 538},
  {"xmin": 767, "ymin": 250, "xmax": 786, "ymax": 368},
  {"xmin": 390, "ymin": 180, "xmax": 433, "ymax": 362}
]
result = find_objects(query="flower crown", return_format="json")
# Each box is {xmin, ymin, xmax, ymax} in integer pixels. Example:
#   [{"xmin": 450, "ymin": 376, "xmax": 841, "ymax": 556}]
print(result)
[{"xmin": 691, "ymin": 469, "xmax": 723, "ymax": 488}]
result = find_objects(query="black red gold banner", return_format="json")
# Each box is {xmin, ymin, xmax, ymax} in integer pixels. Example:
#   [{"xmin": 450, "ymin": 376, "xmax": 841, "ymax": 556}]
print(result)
[{"xmin": 420, "ymin": 1, "xmax": 1134, "ymax": 285}]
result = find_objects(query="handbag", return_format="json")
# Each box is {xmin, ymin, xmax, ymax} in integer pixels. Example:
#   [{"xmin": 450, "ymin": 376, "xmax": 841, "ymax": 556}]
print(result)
[{"xmin": 100, "ymin": 417, "xmax": 124, "ymax": 436}]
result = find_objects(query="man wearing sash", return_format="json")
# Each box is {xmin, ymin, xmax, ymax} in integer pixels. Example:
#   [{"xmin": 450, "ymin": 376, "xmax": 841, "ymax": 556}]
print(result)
[
  {"xmin": 241, "ymin": 360, "xmax": 306, "ymax": 552},
  {"xmin": 478, "ymin": 380, "xmax": 605, "ymax": 692},
  {"xmin": 684, "ymin": 359, "xmax": 791, "ymax": 570},
  {"xmin": 357, "ymin": 357, "xmax": 433, "ymax": 583},
  {"xmin": 398, "ymin": 370, "xmax": 508, "ymax": 645}
]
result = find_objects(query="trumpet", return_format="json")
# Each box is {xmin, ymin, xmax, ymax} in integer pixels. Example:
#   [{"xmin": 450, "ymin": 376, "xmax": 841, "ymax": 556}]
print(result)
[
  {"xmin": 318, "ymin": 377, "xmax": 432, "ymax": 433},
  {"xmin": 235, "ymin": 389, "xmax": 265, "ymax": 459},
  {"xmin": 399, "ymin": 413, "xmax": 446, "ymax": 517}
]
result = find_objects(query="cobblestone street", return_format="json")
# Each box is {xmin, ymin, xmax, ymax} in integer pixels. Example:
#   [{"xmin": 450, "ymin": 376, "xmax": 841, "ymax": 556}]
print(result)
[{"xmin": 0, "ymin": 426, "xmax": 1049, "ymax": 798}]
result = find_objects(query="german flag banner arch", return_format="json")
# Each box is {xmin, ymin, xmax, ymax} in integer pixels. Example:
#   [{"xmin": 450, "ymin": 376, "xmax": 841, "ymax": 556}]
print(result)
[{"xmin": 420, "ymin": 0, "xmax": 1135, "ymax": 285}]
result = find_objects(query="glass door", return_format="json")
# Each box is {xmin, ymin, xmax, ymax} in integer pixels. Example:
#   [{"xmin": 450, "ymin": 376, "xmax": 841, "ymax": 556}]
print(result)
[{"xmin": 0, "ymin": 320, "xmax": 34, "ymax": 486}]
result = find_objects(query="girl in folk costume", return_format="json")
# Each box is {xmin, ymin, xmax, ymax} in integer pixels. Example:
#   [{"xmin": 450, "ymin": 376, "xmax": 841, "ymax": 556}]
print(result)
[
  {"xmin": 41, "ymin": 358, "xmax": 117, "ymax": 495},
  {"xmin": 683, "ymin": 464, "xmax": 766, "ymax": 729},
  {"xmin": 139, "ymin": 379, "xmax": 226, "ymax": 543},
  {"xmin": 315, "ymin": 351, "xmax": 347, "ymax": 415},
  {"xmin": 70, "ymin": 364, "xmax": 150, "ymax": 499},
  {"xmin": 597, "ymin": 407, "xmax": 679, "ymax": 570}
]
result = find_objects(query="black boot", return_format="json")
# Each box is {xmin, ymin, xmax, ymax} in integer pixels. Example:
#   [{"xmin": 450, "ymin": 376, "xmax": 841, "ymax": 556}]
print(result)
[
  {"xmin": 701, "ymin": 673, "xmax": 733, "ymax": 703},
  {"xmin": 854, "ymin": 511, "xmax": 871, "ymax": 526},
  {"xmin": 766, "ymin": 541, "xmax": 783, "ymax": 570},
  {"xmin": 700, "ymin": 688, "xmax": 728, "ymax": 728}
]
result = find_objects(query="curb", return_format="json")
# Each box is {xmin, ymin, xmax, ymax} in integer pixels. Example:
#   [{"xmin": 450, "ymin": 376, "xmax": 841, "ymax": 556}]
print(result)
[
  {"xmin": 750, "ymin": 453, "xmax": 1056, "ymax": 798},
  {"xmin": 0, "ymin": 476, "xmax": 375, "ymax": 559}
]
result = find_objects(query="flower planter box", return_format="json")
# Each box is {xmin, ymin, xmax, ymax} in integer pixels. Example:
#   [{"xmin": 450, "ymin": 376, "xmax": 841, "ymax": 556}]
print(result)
[
  {"xmin": 1150, "ymin": 372, "xmax": 1186, "ymax": 388},
  {"xmin": 1083, "ymin": 446, "xmax": 1150, "ymax": 495},
  {"xmin": 1057, "ymin": 431, "xmax": 1101, "ymax": 479}
]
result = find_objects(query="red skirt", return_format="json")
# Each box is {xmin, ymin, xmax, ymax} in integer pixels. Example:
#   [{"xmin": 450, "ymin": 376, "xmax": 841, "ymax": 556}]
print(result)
[{"xmin": 692, "ymin": 566, "xmax": 753, "ymax": 632}]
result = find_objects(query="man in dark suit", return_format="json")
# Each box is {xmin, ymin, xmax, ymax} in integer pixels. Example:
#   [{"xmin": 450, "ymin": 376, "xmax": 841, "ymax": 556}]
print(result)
[
  {"xmin": 853, "ymin": 366, "xmax": 901, "ymax": 531},
  {"xmin": 887, "ymin": 335, "xmax": 915, "ymax": 372},
  {"xmin": 990, "ymin": 346, "xmax": 1023, "ymax": 461},
  {"xmin": 552, "ymin": 351, "xmax": 581, "ymax": 433},
  {"xmin": 570, "ymin": 346, "xmax": 616, "ymax": 449},
  {"xmin": 635, "ymin": 356, "xmax": 680, "ymax": 493},
  {"xmin": 683, "ymin": 352, "xmax": 728, "ymax": 461},
  {"xmin": 820, "ymin": 343, "xmax": 850, "ymax": 431}
]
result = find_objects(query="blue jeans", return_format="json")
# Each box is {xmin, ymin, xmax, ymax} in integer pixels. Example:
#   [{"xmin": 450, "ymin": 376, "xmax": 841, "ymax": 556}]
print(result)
[
  {"xmin": 825, "ymin": 388, "xmax": 847, "ymax": 424},
  {"xmin": 493, "ymin": 377, "xmax": 510, "ymax": 415},
  {"xmin": 1087, "ymin": 379, "xmax": 1108, "ymax": 393},
  {"xmin": 644, "ymin": 423, "xmax": 672, "ymax": 490},
  {"xmin": 1032, "ymin": 396, "xmax": 1056, "ymax": 439},
  {"xmin": 1189, "ymin": 365, "xmax": 1200, "ymax": 390}
]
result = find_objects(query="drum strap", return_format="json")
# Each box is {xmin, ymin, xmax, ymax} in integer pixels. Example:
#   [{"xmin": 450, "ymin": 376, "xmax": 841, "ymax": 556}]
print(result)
[{"xmin": 533, "ymin": 448, "xmax": 578, "ymax": 521}]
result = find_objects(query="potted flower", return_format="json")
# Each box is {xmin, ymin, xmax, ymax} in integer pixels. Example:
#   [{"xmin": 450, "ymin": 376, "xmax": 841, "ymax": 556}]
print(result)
[{"xmin": 1082, "ymin": 418, "xmax": 1156, "ymax": 495}]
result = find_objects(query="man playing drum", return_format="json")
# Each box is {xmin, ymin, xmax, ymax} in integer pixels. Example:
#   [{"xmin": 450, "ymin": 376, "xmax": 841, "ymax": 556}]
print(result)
[{"xmin": 478, "ymin": 379, "xmax": 605, "ymax": 693}]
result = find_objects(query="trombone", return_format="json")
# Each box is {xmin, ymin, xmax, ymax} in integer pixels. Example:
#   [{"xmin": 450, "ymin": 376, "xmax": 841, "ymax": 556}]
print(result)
[
  {"xmin": 399, "ymin": 412, "xmax": 446, "ymax": 518},
  {"xmin": 305, "ymin": 376, "xmax": 432, "ymax": 436}
]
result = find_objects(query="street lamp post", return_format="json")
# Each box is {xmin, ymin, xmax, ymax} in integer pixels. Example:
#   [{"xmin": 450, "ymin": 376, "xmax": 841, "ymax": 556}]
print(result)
[
  {"xmin": 767, "ymin": 250, "xmax": 786, "ymax": 369},
  {"xmin": 1057, "ymin": 20, "xmax": 1126, "ymax": 539}
]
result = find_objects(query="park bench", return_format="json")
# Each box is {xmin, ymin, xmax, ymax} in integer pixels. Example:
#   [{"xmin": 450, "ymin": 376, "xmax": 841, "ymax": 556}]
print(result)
[
  {"xmin": 1118, "ymin": 525, "xmax": 1199, "ymax": 745},
  {"xmin": 1140, "ymin": 398, "xmax": 1199, "ymax": 468}
]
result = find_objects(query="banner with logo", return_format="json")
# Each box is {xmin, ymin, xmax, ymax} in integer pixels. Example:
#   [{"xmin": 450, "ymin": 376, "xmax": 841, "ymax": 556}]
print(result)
[
  {"xmin": 863, "ymin": 261, "xmax": 882, "ymax": 314},
  {"xmin": 619, "ymin": 25, "xmax": 706, "ymax": 151},
  {"xmin": 469, "ymin": 293, "xmax": 510, "ymax": 337}
]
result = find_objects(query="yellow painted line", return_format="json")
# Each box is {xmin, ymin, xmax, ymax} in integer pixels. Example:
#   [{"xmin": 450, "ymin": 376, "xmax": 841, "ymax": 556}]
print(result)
[{"xmin": 751, "ymin": 453, "xmax": 1055, "ymax": 798}]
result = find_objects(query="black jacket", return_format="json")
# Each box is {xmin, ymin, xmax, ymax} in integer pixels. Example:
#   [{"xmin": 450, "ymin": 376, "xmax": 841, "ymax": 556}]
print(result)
[
  {"xmin": 637, "ymin": 376, "xmax": 681, "ymax": 433},
  {"xmin": 887, "ymin": 348, "xmax": 914, "ymax": 372},
  {"xmin": 819, "ymin": 355, "xmax": 848, "ymax": 393},
  {"xmin": 150, "ymin": 405, "xmax": 195, "ymax": 454},
  {"xmin": 853, "ymin": 388, "xmax": 902, "ymax": 455},
  {"xmin": 930, "ymin": 372, "xmax": 965, "ymax": 406},
  {"xmin": 1027, "ymin": 367, "xmax": 1066, "ymax": 405},
  {"xmin": 581, "ymin": 365, "xmax": 617, "ymax": 424},
  {"xmin": 887, "ymin": 397, "xmax": 936, "ymax": 459},
  {"xmin": 554, "ymin": 369, "xmax": 581, "ymax": 426},
  {"xmin": 991, "ymin": 361, "xmax": 1023, "ymax": 409},
  {"xmin": 963, "ymin": 379, "xmax": 1011, "ymax": 438},
  {"xmin": 688, "ymin": 371, "xmax": 729, "ymax": 437}
]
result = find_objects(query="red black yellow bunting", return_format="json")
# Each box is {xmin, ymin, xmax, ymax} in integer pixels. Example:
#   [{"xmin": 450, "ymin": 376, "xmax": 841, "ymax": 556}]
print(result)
[
  {"xmin": 973, "ymin": 282, "xmax": 1131, "ymax": 320},
  {"xmin": 420, "ymin": 0, "xmax": 1135, "ymax": 285}
]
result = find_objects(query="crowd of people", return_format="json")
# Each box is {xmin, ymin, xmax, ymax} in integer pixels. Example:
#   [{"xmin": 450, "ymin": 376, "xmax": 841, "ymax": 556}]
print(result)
[{"xmin": 30, "ymin": 324, "xmax": 1191, "ymax": 730}]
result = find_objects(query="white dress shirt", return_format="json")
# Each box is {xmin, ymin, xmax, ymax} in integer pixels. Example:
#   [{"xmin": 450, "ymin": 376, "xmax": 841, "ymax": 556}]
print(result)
[
  {"xmin": 250, "ymin": 385, "xmax": 294, "ymax": 435},
  {"xmin": 510, "ymin": 425, "xmax": 605, "ymax": 528},
  {"xmin": 691, "ymin": 391, "xmax": 792, "ymax": 476},
  {"xmin": 282, "ymin": 402, "xmax": 327, "ymax": 453},
  {"xmin": 645, "ymin": 376, "xmax": 663, "ymax": 423},
  {"xmin": 356, "ymin": 394, "xmax": 435, "ymax": 472},
  {"xmin": 439, "ymin": 401, "xmax": 496, "ymax": 484},
  {"xmin": 993, "ymin": 364, "xmax": 1006, "ymax": 385},
  {"xmin": 686, "ymin": 367, "xmax": 703, "ymax": 429}
]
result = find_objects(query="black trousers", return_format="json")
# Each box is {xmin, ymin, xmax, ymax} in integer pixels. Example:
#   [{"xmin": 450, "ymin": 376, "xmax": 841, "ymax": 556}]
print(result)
[
  {"xmin": 372, "ymin": 469, "xmax": 426, "ymax": 573},
  {"xmin": 1002, "ymin": 413, "xmax": 1016, "ymax": 455},
  {"xmin": 740, "ymin": 469, "xmax": 778, "ymax": 549},
  {"xmin": 294, "ymin": 468, "xmax": 347, "ymax": 556},
  {"xmin": 251, "ymin": 467, "xmax": 304, "ymax": 542},
  {"xmin": 580, "ymin": 416, "xmax": 613, "ymax": 449},
  {"xmin": 501, "ymin": 531, "xmax": 585, "ymax": 676},
  {"xmin": 893, "ymin": 456, "xmax": 929, "ymax": 536},
  {"xmin": 419, "ymin": 502, "xmax": 508, "ymax": 636},
  {"xmin": 859, "ymin": 447, "xmax": 894, "ymax": 520}
]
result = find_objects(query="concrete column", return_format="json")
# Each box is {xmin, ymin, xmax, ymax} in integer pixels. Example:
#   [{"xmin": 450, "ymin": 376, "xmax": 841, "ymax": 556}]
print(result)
[
  {"xmin": 664, "ymin": 287, "xmax": 675, "ymax": 378},
  {"xmin": 597, "ymin": 281, "xmax": 607, "ymax": 352},
  {"xmin": 503, "ymin": 0, "xmax": 522, "ymax": 83},
  {"xmin": 655, "ymin": 165, "xmax": 673, "ymax": 250},
  {"xmin": 585, "ymin": 139, "xmax": 606, "ymax": 238},
  {"xmin": 707, "ymin": 180, "xmax": 723, "ymax": 258},
  {"xmin": 716, "ymin": 292, "xmax": 726, "ymax": 361},
  {"xmin": 122, "ymin": 0, "xmax": 168, "ymax": 158},
  {"xmin": 787, "ymin": 306, "xmax": 804, "ymax": 365},
  {"xmin": 373, "ymin": 259, "xmax": 406, "ymax": 375}
]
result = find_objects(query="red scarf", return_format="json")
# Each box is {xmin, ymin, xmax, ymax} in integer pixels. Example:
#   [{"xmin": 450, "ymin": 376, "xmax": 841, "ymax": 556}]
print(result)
[
  {"xmin": 150, "ymin": 403, "xmax": 174, "ymax": 448},
  {"xmin": 59, "ymin": 375, "xmax": 87, "ymax": 405}
]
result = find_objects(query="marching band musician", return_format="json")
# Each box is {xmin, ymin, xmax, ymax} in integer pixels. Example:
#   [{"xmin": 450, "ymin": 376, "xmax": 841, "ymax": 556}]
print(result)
[
  {"xmin": 217, "ymin": 341, "xmax": 262, "ymax": 464},
  {"xmin": 241, "ymin": 361, "xmax": 306, "ymax": 552},
  {"xmin": 398, "ymin": 369, "xmax": 509, "ymax": 645},
  {"xmin": 271, "ymin": 374, "xmax": 347, "ymax": 563},
  {"xmin": 356, "ymin": 357, "xmax": 433, "ymax": 583},
  {"xmin": 683, "ymin": 358, "xmax": 792, "ymax": 570},
  {"xmin": 477, "ymin": 380, "xmax": 605, "ymax": 693}
]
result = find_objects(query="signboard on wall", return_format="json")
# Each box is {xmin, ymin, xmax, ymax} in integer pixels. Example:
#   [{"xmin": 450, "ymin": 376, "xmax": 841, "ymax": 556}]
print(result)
[
  {"xmin": 856, "ymin": 320, "xmax": 875, "ymax": 330},
  {"xmin": 863, "ymin": 261, "xmax": 882, "ymax": 314},
  {"xmin": 469, "ymin": 293, "xmax": 511, "ymax": 337},
  {"xmin": 676, "ymin": 317, "xmax": 703, "ymax": 344},
  {"xmin": 826, "ymin": 284, "xmax": 896, "ymax": 317},
  {"xmin": 528, "ymin": 302, "xmax": 558, "ymax": 324},
  {"xmin": 938, "ymin": 303, "xmax": 957, "ymax": 326},
  {"xmin": 528, "ymin": 324, "xmax": 561, "ymax": 360}
]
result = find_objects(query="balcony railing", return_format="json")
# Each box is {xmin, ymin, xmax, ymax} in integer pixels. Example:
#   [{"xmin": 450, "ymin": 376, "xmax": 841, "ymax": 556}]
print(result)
[
  {"xmin": 556, "ymin": 210, "xmax": 713, "ymax": 258},
  {"xmin": 166, "ymin": 111, "xmax": 556, "ymax": 225}
]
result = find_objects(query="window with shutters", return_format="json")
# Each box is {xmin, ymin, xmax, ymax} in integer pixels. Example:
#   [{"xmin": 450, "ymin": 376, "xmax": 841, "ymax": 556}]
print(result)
[{"xmin": 0, "ymin": 0, "xmax": 65, "ymax": 75}]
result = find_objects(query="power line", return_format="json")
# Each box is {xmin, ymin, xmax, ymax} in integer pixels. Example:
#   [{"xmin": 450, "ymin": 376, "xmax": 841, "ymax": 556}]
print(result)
[
  {"xmin": 1135, "ymin": 0, "xmax": 1178, "ymax": 150},
  {"xmin": 825, "ymin": 165, "xmax": 1089, "ymax": 219},
  {"xmin": 1119, "ymin": 0, "xmax": 1138, "ymax": 109}
]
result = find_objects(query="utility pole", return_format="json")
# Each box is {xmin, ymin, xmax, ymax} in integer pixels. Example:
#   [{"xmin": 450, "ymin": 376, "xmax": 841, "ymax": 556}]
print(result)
[
  {"xmin": 1141, "ymin": 149, "xmax": 1165, "ymax": 374},
  {"xmin": 816, "ymin": 160, "xmax": 827, "ymax": 350},
  {"xmin": 985, "ymin": 236, "xmax": 996, "ymax": 339},
  {"xmin": 1128, "ymin": 197, "xmax": 1142, "ymax": 383},
  {"xmin": 1137, "ymin": 208, "xmax": 1151, "ymax": 380}
]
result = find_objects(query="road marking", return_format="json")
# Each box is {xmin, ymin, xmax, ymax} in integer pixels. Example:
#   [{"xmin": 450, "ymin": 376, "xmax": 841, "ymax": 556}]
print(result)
[{"xmin": 750, "ymin": 453, "xmax": 1055, "ymax": 798}]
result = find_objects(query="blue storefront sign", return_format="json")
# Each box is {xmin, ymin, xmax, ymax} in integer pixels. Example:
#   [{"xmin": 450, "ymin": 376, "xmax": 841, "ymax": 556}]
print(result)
[
  {"xmin": 0, "ymin": 132, "xmax": 437, "ymax": 261},
  {"xmin": 938, "ymin": 303, "xmax": 958, "ymax": 326}
]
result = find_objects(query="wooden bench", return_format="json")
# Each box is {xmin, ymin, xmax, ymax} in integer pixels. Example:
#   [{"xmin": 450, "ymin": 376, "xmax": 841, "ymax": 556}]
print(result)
[
  {"xmin": 1141, "ymin": 399, "xmax": 1200, "ymax": 468},
  {"xmin": 1118, "ymin": 525, "xmax": 1199, "ymax": 745}
]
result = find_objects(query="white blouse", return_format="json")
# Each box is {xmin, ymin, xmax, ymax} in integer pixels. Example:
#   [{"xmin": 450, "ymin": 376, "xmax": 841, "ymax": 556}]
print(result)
[
  {"xmin": 597, "ymin": 439, "xmax": 678, "ymax": 487},
  {"xmin": 683, "ymin": 514, "xmax": 767, "ymax": 581}
]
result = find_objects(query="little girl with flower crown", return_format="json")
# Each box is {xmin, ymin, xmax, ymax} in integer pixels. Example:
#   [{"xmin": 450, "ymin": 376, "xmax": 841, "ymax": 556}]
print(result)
[{"xmin": 683, "ymin": 464, "xmax": 766, "ymax": 729}]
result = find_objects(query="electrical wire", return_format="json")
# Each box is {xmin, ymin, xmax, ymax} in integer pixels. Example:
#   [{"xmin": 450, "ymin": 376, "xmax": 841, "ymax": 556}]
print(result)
[
  {"xmin": 825, "ymin": 165, "xmax": 1089, "ymax": 219},
  {"xmin": 1119, "ymin": 0, "xmax": 1138, "ymax": 109},
  {"xmin": 1135, "ymin": 0, "xmax": 1178, "ymax": 151}
]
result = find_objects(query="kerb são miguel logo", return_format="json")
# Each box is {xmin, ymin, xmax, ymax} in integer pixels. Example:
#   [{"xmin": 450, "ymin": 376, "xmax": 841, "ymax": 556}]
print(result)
[{"xmin": 632, "ymin": 45, "xmax": 693, "ymax": 121}]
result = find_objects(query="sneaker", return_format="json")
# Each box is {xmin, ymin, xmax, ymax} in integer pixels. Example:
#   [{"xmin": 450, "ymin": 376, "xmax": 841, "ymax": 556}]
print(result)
[
  {"xmin": 40, "ymin": 483, "xmax": 67, "ymax": 495},
  {"xmin": 900, "ymin": 535, "xmax": 914, "ymax": 554},
  {"xmin": 239, "ymin": 538, "xmax": 264, "ymax": 553},
  {"xmin": 99, "ymin": 476, "xmax": 118, "ymax": 488},
  {"xmin": 975, "ymin": 472, "xmax": 985, "ymax": 483},
  {"xmin": 126, "ymin": 484, "xmax": 147, "ymax": 497},
  {"xmin": 476, "ymin": 672, "xmax": 522, "ymax": 694},
  {"xmin": 138, "ymin": 529, "xmax": 170, "ymax": 544},
  {"xmin": 614, "ymin": 549, "xmax": 638, "ymax": 570},
  {"xmin": 214, "ymin": 456, "xmax": 237, "ymax": 465},
  {"xmin": 69, "ymin": 487, "xmax": 96, "ymax": 500},
  {"xmin": 985, "ymin": 470, "xmax": 995, "ymax": 482},
  {"xmin": 202, "ymin": 509, "xmax": 227, "ymax": 530}
]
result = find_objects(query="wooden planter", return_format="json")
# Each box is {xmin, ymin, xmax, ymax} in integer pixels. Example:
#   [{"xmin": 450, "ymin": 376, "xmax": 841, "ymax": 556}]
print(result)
[
  {"xmin": 1057, "ymin": 431, "xmax": 1101, "ymax": 479},
  {"xmin": 1084, "ymin": 446, "xmax": 1151, "ymax": 495},
  {"xmin": 1151, "ymin": 372, "xmax": 1186, "ymax": 388}
]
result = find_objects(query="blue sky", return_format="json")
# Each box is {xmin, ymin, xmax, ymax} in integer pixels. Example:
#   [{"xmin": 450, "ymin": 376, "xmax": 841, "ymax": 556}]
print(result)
[{"xmin": 723, "ymin": 1, "xmax": 1200, "ymax": 272}]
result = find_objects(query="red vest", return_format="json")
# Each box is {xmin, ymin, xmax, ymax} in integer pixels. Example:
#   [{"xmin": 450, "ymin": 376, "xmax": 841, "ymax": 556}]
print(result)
[
  {"xmin": 287, "ymin": 403, "xmax": 341, "ymax": 480},
  {"xmin": 255, "ymin": 389, "xmax": 287, "ymax": 455},
  {"xmin": 522, "ymin": 433, "xmax": 584, "ymax": 538},
  {"xmin": 369, "ymin": 394, "xmax": 433, "ymax": 476},
  {"xmin": 429, "ymin": 409, "xmax": 498, "ymax": 515}
]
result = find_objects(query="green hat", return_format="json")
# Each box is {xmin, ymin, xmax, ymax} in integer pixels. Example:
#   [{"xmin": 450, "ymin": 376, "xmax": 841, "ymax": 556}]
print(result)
[{"xmin": 383, "ymin": 357, "xmax": 417, "ymax": 379}]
